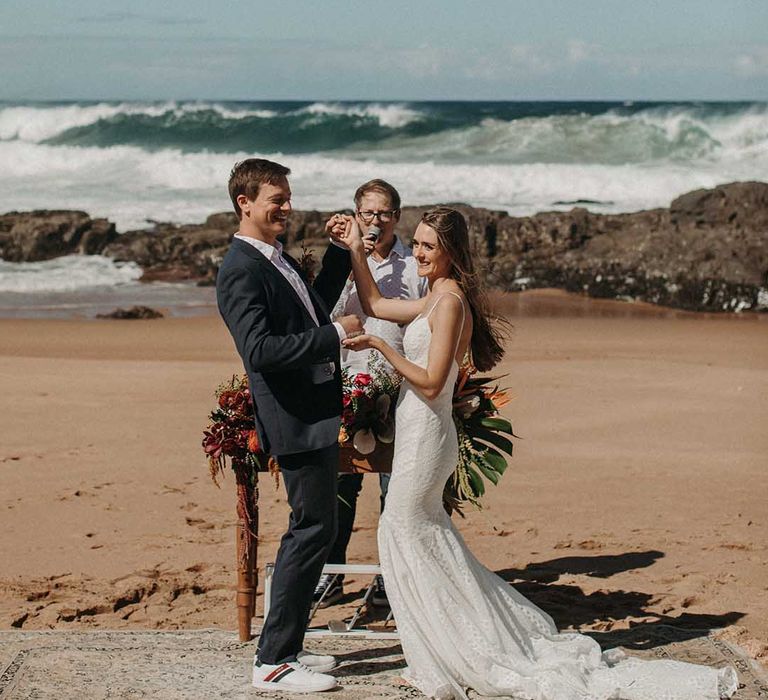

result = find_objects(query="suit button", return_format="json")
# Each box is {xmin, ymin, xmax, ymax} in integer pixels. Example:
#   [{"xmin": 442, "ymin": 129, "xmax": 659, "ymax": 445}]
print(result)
[{"xmin": 325, "ymin": 366, "xmax": 333, "ymax": 376}]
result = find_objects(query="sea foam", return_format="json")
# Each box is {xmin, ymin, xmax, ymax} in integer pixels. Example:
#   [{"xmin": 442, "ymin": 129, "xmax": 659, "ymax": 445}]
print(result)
[{"xmin": 0, "ymin": 255, "xmax": 142, "ymax": 293}]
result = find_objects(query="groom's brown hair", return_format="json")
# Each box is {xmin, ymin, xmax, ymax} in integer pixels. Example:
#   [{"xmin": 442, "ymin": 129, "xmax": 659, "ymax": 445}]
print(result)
[{"xmin": 228, "ymin": 158, "xmax": 291, "ymax": 219}]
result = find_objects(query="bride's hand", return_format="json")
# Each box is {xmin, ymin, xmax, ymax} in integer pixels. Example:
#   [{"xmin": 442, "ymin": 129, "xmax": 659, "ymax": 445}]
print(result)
[
  {"xmin": 330, "ymin": 215, "xmax": 364, "ymax": 253},
  {"xmin": 342, "ymin": 333, "xmax": 379, "ymax": 351}
]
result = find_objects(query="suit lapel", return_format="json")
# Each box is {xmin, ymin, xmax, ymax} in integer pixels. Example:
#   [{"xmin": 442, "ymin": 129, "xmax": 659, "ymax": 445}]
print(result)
[
  {"xmin": 307, "ymin": 284, "xmax": 331, "ymax": 324},
  {"xmin": 231, "ymin": 238, "xmax": 325, "ymax": 326}
]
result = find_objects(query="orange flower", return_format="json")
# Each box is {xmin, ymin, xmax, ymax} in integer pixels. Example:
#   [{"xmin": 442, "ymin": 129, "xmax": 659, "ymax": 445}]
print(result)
[
  {"xmin": 487, "ymin": 389, "xmax": 511, "ymax": 408},
  {"xmin": 247, "ymin": 430, "xmax": 261, "ymax": 453}
]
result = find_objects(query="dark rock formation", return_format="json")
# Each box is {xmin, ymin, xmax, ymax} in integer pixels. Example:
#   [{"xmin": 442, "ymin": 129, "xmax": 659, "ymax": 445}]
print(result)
[
  {"xmin": 96, "ymin": 306, "xmax": 164, "ymax": 320},
  {"xmin": 102, "ymin": 209, "xmax": 356, "ymax": 285},
  {"xmin": 102, "ymin": 214, "xmax": 235, "ymax": 284},
  {"xmin": 2, "ymin": 182, "xmax": 766, "ymax": 312},
  {"xmin": 486, "ymin": 182, "xmax": 768, "ymax": 312},
  {"xmin": 0, "ymin": 210, "xmax": 116, "ymax": 262}
]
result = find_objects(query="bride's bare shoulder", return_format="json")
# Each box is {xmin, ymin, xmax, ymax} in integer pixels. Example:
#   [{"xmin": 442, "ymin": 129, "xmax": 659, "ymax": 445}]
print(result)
[{"xmin": 432, "ymin": 279, "xmax": 465, "ymax": 301}]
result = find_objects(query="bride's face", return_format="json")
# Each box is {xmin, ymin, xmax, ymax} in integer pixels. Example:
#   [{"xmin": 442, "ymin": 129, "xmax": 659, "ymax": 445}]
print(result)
[{"xmin": 412, "ymin": 223, "xmax": 451, "ymax": 280}]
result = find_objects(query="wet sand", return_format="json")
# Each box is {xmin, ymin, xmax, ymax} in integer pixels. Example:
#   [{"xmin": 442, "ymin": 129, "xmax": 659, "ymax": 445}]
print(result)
[{"xmin": 1, "ymin": 290, "xmax": 766, "ymax": 662}]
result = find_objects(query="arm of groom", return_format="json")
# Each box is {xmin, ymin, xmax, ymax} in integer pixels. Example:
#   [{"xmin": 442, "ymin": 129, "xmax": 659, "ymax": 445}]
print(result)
[
  {"xmin": 218, "ymin": 264, "xmax": 343, "ymax": 373},
  {"xmin": 311, "ymin": 241, "xmax": 352, "ymax": 310}
]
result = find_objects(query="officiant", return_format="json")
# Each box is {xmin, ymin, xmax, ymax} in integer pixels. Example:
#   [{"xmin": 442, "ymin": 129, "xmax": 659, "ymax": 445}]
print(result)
[{"xmin": 314, "ymin": 179, "xmax": 427, "ymax": 608}]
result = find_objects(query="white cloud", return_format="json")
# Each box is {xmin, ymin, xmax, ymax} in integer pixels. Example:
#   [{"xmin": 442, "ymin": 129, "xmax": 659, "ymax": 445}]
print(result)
[
  {"xmin": 735, "ymin": 47, "xmax": 768, "ymax": 76},
  {"xmin": 507, "ymin": 44, "xmax": 552, "ymax": 73},
  {"xmin": 566, "ymin": 39, "xmax": 599, "ymax": 63},
  {"xmin": 396, "ymin": 45, "xmax": 446, "ymax": 78}
]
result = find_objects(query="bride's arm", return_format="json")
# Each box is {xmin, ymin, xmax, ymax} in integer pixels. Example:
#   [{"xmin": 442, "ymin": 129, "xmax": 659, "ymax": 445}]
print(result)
[
  {"xmin": 333, "ymin": 216, "xmax": 427, "ymax": 324},
  {"xmin": 343, "ymin": 294, "xmax": 464, "ymax": 401}
]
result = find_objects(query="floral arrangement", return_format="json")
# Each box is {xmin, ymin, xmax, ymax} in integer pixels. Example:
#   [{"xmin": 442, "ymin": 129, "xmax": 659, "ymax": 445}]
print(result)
[
  {"xmin": 297, "ymin": 243, "xmax": 317, "ymax": 284},
  {"xmin": 445, "ymin": 365, "xmax": 515, "ymax": 515},
  {"xmin": 202, "ymin": 375, "xmax": 272, "ymax": 485},
  {"xmin": 340, "ymin": 353, "xmax": 401, "ymax": 455},
  {"xmin": 202, "ymin": 362, "xmax": 515, "ymax": 515},
  {"xmin": 201, "ymin": 375, "xmax": 276, "ymax": 565}
]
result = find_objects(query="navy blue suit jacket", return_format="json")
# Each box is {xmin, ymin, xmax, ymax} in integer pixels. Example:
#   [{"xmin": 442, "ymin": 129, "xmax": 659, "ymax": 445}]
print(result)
[{"xmin": 216, "ymin": 238, "xmax": 351, "ymax": 456}]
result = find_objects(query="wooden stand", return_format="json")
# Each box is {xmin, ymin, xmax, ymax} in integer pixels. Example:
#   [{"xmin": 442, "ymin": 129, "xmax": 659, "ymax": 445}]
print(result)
[
  {"xmin": 235, "ymin": 441, "xmax": 393, "ymax": 642},
  {"xmin": 235, "ymin": 465, "xmax": 259, "ymax": 642}
]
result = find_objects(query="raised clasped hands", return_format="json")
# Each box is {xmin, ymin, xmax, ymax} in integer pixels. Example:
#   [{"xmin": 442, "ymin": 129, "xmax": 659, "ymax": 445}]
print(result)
[{"xmin": 326, "ymin": 213, "xmax": 366, "ymax": 253}]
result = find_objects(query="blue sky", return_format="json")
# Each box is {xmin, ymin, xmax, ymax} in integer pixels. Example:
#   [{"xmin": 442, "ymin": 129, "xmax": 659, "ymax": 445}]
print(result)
[{"xmin": 1, "ymin": 0, "xmax": 766, "ymax": 101}]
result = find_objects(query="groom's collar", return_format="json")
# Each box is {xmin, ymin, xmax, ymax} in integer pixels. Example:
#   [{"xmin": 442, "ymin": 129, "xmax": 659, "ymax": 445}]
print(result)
[{"xmin": 234, "ymin": 233, "xmax": 284, "ymax": 261}]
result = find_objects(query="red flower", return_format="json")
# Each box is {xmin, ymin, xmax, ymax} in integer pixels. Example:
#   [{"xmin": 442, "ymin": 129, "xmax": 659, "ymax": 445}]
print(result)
[
  {"xmin": 351, "ymin": 388, "xmax": 364, "ymax": 398},
  {"xmin": 218, "ymin": 389, "xmax": 251, "ymax": 416},
  {"xmin": 342, "ymin": 395, "xmax": 352, "ymax": 407},
  {"xmin": 354, "ymin": 373, "xmax": 372, "ymax": 387}
]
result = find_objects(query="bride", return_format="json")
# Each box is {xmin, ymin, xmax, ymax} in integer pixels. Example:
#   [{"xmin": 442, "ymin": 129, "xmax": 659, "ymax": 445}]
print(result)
[{"xmin": 334, "ymin": 208, "xmax": 737, "ymax": 700}]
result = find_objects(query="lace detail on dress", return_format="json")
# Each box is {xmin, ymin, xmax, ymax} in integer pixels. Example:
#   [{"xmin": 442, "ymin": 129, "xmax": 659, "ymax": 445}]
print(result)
[{"xmin": 377, "ymin": 304, "xmax": 738, "ymax": 700}]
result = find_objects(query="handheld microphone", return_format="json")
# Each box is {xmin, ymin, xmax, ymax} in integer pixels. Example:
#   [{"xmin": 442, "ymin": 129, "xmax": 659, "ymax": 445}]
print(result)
[{"xmin": 366, "ymin": 225, "xmax": 381, "ymax": 244}]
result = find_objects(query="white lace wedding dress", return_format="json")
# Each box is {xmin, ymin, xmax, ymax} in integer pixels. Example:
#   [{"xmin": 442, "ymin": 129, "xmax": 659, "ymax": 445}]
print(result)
[{"xmin": 377, "ymin": 293, "xmax": 738, "ymax": 700}]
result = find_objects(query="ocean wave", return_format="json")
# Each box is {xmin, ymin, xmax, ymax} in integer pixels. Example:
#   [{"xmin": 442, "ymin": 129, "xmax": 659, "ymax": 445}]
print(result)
[
  {"xmin": 0, "ymin": 100, "xmax": 427, "ymax": 152},
  {"xmin": 0, "ymin": 100, "xmax": 766, "ymax": 232},
  {"xmin": 2, "ymin": 101, "xmax": 766, "ymax": 167},
  {"xmin": 349, "ymin": 104, "xmax": 768, "ymax": 165},
  {"xmin": 0, "ymin": 101, "xmax": 282, "ymax": 143},
  {"xmin": 0, "ymin": 255, "xmax": 142, "ymax": 293},
  {"xmin": 2, "ymin": 137, "xmax": 764, "ymax": 232},
  {"xmin": 296, "ymin": 101, "xmax": 424, "ymax": 128}
]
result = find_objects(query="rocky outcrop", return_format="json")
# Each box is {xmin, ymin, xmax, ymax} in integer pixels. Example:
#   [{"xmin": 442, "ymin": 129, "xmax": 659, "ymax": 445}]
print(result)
[
  {"xmin": 102, "ymin": 215, "xmax": 235, "ymax": 284},
  {"xmin": 95, "ymin": 306, "xmax": 164, "ymax": 320},
  {"xmin": 103, "ymin": 210, "xmax": 364, "ymax": 285},
  {"xmin": 485, "ymin": 183, "xmax": 768, "ymax": 312},
  {"xmin": 2, "ymin": 182, "xmax": 766, "ymax": 312},
  {"xmin": 0, "ymin": 210, "xmax": 116, "ymax": 262}
]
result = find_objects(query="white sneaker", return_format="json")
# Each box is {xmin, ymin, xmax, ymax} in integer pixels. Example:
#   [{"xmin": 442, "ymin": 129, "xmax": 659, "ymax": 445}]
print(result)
[
  {"xmin": 252, "ymin": 659, "xmax": 337, "ymax": 693},
  {"xmin": 297, "ymin": 649, "xmax": 337, "ymax": 673}
]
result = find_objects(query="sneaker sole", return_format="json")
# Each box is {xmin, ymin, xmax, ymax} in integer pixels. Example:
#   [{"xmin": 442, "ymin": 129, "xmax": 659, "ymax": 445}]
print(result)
[
  {"xmin": 251, "ymin": 678, "xmax": 337, "ymax": 693},
  {"xmin": 314, "ymin": 590, "xmax": 344, "ymax": 608}
]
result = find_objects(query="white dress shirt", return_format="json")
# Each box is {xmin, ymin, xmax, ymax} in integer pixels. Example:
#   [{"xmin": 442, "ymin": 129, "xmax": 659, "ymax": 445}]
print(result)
[
  {"xmin": 234, "ymin": 234, "xmax": 345, "ymax": 340},
  {"xmin": 332, "ymin": 237, "xmax": 427, "ymax": 375}
]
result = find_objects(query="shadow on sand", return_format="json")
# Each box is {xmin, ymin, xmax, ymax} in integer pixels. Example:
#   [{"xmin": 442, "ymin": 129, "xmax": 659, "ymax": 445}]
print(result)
[{"xmin": 495, "ymin": 550, "xmax": 744, "ymax": 650}]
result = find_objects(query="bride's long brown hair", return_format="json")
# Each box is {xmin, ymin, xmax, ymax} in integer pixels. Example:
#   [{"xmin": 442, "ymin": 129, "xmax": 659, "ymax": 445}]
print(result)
[{"xmin": 420, "ymin": 207, "xmax": 506, "ymax": 372}]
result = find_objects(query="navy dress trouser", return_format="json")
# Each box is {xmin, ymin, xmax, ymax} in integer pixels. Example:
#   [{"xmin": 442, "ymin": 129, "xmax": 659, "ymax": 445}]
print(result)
[
  {"xmin": 257, "ymin": 443, "xmax": 339, "ymax": 664},
  {"xmin": 328, "ymin": 472, "xmax": 390, "ymax": 565}
]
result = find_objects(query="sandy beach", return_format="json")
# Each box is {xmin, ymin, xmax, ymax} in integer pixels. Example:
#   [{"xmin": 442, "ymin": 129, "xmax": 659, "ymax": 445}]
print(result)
[{"xmin": 1, "ymin": 290, "xmax": 766, "ymax": 664}]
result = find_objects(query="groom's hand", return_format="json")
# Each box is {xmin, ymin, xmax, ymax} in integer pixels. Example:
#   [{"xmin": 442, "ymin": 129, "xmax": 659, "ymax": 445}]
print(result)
[
  {"xmin": 325, "ymin": 213, "xmax": 347, "ymax": 238},
  {"xmin": 337, "ymin": 314, "xmax": 363, "ymax": 338}
]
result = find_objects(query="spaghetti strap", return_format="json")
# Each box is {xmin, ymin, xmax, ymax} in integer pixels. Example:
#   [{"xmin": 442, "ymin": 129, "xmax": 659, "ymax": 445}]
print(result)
[
  {"xmin": 424, "ymin": 292, "xmax": 467, "ymax": 362},
  {"xmin": 425, "ymin": 291, "xmax": 466, "ymax": 323}
]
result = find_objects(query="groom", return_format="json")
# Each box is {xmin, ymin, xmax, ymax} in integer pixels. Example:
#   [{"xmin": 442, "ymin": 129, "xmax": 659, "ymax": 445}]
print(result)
[{"xmin": 216, "ymin": 158, "xmax": 362, "ymax": 693}]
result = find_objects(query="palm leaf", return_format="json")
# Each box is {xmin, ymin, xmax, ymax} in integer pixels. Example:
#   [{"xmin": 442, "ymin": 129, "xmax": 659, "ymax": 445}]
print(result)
[
  {"xmin": 474, "ymin": 455, "xmax": 500, "ymax": 485},
  {"xmin": 466, "ymin": 466, "xmax": 486, "ymax": 497},
  {"xmin": 469, "ymin": 427, "xmax": 514, "ymax": 456},
  {"xmin": 477, "ymin": 416, "xmax": 514, "ymax": 434},
  {"xmin": 482, "ymin": 448, "xmax": 509, "ymax": 475}
]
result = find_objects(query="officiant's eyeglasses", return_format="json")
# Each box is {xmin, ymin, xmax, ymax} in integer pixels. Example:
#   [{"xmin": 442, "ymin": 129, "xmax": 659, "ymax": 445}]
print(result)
[{"xmin": 356, "ymin": 209, "xmax": 399, "ymax": 224}]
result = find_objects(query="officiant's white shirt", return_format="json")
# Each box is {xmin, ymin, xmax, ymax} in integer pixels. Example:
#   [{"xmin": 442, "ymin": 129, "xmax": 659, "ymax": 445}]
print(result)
[{"xmin": 332, "ymin": 237, "xmax": 427, "ymax": 375}]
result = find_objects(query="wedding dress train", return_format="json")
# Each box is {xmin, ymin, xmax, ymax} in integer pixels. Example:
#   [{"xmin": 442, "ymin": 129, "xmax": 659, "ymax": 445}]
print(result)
[{"xmin": 378, "ymin": 293, "xmax": 737, "ymax": 700}]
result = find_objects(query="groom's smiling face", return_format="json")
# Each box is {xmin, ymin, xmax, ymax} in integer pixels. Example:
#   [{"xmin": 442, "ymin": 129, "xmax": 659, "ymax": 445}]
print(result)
[{"xmin": 237, "ymin": 177, "xmax": 292, "ymax": 242}]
